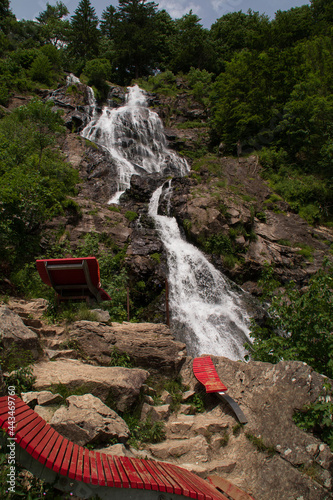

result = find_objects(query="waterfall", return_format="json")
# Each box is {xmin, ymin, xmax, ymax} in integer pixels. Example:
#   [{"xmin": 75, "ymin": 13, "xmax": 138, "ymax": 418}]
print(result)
[
  {"xmin": 149, "ymin": 185, "xmax": 251, "ymax": 360},
  {"xmin": 81, "ymin": 84, "xmax": 189, "ymax": 202},
  {"xmin": 81, "ymin": 83, "xmax": 251, "ymax": 359}
]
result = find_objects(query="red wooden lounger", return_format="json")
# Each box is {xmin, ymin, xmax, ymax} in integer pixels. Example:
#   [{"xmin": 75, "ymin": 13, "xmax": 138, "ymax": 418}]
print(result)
[
  {"xmin": 0, "ymin": 395, "xmax": 254, "ymax": 500},
  {"xmin": 193, "ymin": 357, "xmax": 247, "ymax": 424},
  {"xmin": 36, "ymin": 257, "xmax": 111, "ymax": 303}
]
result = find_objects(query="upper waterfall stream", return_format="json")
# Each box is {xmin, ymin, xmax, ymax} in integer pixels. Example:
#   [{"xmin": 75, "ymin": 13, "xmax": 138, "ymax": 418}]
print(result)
[
  {"xmin": 80, "ymin": 82, "xmax": 251, "ymax": 360},
  {"xmin": 81, "ymin": 85, "xmax": 189, "ymax": 202}
]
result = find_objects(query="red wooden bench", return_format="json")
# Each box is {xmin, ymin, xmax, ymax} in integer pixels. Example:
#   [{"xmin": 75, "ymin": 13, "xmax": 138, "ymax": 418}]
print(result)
[
  {"xmin": 0, "ymin": 395, "xmax": 253, "ymax": 500},
  {"xmin": 36, "ymin": 257, "xmax": 111, "ymax": 303}
]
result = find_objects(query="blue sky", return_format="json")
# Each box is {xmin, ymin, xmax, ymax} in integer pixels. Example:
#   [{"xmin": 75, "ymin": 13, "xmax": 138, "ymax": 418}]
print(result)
[{"xmin": 10, "ymin": 0, "xmax": 311, "ymax": 29}]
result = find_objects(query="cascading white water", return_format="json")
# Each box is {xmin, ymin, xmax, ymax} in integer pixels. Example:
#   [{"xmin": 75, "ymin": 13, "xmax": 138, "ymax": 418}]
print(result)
[
  {"xmin": 149, "ymin": 185, "xmax": 251, "ymax": 360},
  {"xmin": 81, "ymin": 83, "xmax": 251, "ymax": 359},
  {"xmin": 81, "ymin": 85, "xmax": 189, "ymax": 202}
]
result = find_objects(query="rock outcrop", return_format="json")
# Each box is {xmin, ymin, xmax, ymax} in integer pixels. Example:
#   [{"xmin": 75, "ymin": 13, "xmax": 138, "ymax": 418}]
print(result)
[
  {"xmin": 32, "ymin": 359, "xmax": 149, "ymax": 412},
  {"xmin": 51, "ymin": 394, "xmax": 130, "ymax": 446},
  {"xmin": 0, "ymin": 305, "xmax": 40, "ymax": 360},
  {"xmin": 67, "ymin": 320, "xmax": 187, "ymax": 374}
]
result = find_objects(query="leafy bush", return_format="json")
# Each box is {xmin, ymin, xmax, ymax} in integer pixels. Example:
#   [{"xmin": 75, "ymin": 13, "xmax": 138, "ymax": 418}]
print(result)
[
  {"xmin": 246, "ymin": 261, "xmax": 333, "ymax": 378},
  {"xmin": 293, "ymin": 383, "xmax": 333, "ymax": 451},
  {"xmin": 109, "ymin": 347, "xmax": 133, "ymax": 368}
]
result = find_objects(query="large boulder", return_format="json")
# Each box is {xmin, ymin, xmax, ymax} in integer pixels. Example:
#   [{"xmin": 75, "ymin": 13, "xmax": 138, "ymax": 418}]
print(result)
[
  {"xmin": 68, "ymin": 320, "xmax": 187, "ymax": 374},
  {"xmin": 0, "ymin": 305, "xmax": 40, "ymax": 359},
  {"xmin": 179, "ymin": 356, "xmax": 333, "ymax": 499},
  {"xmin": 51, "ymin": 394, "xmax": 130, "ymax": 446},
  {"xmin": 33, "ymin": 359, "xmax": 149, "ymax": 412}
]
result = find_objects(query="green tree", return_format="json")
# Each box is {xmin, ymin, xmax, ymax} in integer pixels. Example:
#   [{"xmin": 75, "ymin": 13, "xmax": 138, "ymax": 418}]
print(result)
[
  {"xmin": 246, "ymin": 262, "xmax": 333, "ymax": 378},
  {"xmin": 100, "ymin": 4, "xmax": 117, "ymax": 38},
  {"xmin": 169, "ymin": 11, "xmax": 213, "ymax": 73},
  {"xmin": 36, "ymin": 1, "xmax": 70, "ymax": 46},
  {"xmin": 0, "ymin": 0, "xmax": 15, "ymax": 33},
  {"xmin": 271, "ymin": 6, "xmax": 314, "ymax": 48},
  {"xmin": 67, "ymin": 0, "xmax": 100, "ymax": 68},
  {"xmin": 0, "ymin": 100, "xmax": 78, "ymax": 269},
  {"xmin": 111, "ymin": 0, "xmax": 170, "ymax": 83},
  {"xmin": 29, "ymin": 53, "xmax": 53, "ymax": 85},
  {"xmin": 210, "ymin": 10, "xmax": 271, "ymax": 73}
]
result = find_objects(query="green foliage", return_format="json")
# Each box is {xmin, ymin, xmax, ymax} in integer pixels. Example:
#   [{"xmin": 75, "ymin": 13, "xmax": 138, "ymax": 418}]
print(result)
[
  {"xmin": 29, "ymin": 53, "xmax": 53, "ymax": 85},
  {"xmin": 67, "ymin": 0, "xmax": 100, "ymax": 68},
  {"xmin": 186, "ymin": 67, "xmax": 213, "ymax": 105},
  {"xmin": 126, "ymin": 416, "xmax": 166, "ymax": 447},
  {"xmin": 109, "ymin": 347, "xmax": 133, "ymax": 368},
  {"xmin": 0, "ymin": 345, "xmax": 36, "ymax": 395},
  {"xmin": 150, "ymin": 253, "xmax": 161, "ymax": 264},
  {"xmin": 4, "ymin": 366, "xmax": 36, "ymax": 396},
  {"xmin": 83, "ymin": 58, "xmax": 111, "ymax": 98},
  {"xmin": 139, "ymin": 70, "xmax": 178, "ymax": 96},
  {"xmin": 0, "ymin": 99, "xmax": 79, "ymax": 274},
  {"xmin": 246, "ymin": 261, "xmax": 333, "ymax": 378},
  {"xmin": 293, "ymin": 383, "xmax": 333, "ymax": 451},
  {"xmin": 187, "ymin": 393, "xmax": 205, "ymax": 413},
  {"xmin": 125, "ymin": 210, "xmax": 138, "ymax": 222}
]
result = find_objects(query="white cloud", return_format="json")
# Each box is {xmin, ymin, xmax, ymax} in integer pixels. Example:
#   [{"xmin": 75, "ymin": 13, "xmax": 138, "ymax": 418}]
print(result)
[
  {"xmin": 211, "ymin": 0, "xmax": 244, "ymax": 15},
  {"xmin": 158, "ymin": 0, "xmax": 202, "ymax": 20}
]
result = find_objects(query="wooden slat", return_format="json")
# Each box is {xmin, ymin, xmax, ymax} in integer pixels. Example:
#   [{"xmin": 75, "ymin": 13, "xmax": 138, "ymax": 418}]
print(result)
[
  {"xmin": 149, "ymin": 460, "xmax": 175, "ymax": 494},
  {"xmin": 119, "ymin": 456, "xmax": 144, "ymax": 489},
  {"xmin": 102, "ymin": 453, "xmax": 116, "ymax": 487},
  {"xmin": 83, "ymin": 448, "xmax": 91, "ymax": 483},
  {"xmin": 193, "ymin": 357, "xmax": 227, "ymax": 393},
  {"xmin": 131, "ymin": 458, "xmax": 158, "ymax": 490},
  {"xmin": 53, "ymin": 438, "xmax": 69, "ymax": 473},
  {"xmin": 60, "ymin": 441, "xmax": 74, "ymax": 476},
  {"xmin": 14, "ymin": 413, "xmax": 42, "ymax": 443},
  {"xmin": 142, "ymin": 459, "xmax": 168, "ymax": 492},
  {"xmin": 151, "ymin": 460, "xmax": 182, "ymax": 495},
  {"xmin": 68, "ymin": 444, "xmax": 79, "ymax": 480},
  {"xmin": 31, "ymin": 426, "xmax": 55, "ymax": 460},
  {"xmin": 37, "ymin": 428, "xmax": 59, "ymax": 465},
  {"xmin": 113, "ymin": 456, "xmax": 130, "ymax": 488},
  {"xmin": 159, "ymin": 462, "xmax": 193, "ymax": 498},
  {"xmin": 0, "ymin": 397, "xmax": 27, "ymax": 410},
  {"xmin": 95, "ymin": 452, "xmax": 107, "ymax": 486},
  {"xmin": 89, "ymin": 451, "xmax": 99, "ymax": 485},
  {"xmin": 45, "ymin": 434, "xmax": 63, "ymax": 469},
  {"xmin": 75, "ymin": 446, "xmax": 84, "ymax": 482},
  {"xmin": 20, "ymin": 420, "xmax": 47, "ymax": 451}
]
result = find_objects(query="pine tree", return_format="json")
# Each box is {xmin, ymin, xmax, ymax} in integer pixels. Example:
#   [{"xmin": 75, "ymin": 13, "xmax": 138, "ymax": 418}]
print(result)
[{"xmin": 68, "ymin": 0, "xmax": 100, "ymax": 62}]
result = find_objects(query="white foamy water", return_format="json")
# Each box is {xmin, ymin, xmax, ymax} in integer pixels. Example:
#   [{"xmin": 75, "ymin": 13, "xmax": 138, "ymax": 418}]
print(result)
[
  {"xmin": 81, "ymin": 85, "xmax": 189, "ymax": 200},
  {"xmin": 149, "ymin": 185, "xmax": 251, "ymax": 359}
]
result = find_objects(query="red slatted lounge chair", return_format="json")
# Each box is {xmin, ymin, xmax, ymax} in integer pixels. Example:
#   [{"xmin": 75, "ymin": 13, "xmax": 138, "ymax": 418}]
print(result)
[
  {"xmin": 193, "ymin": 356, "xmax": 247, "ymax": 424},
  {"xmin": 0, "ymin": 395, "xmax": 255, "ymax": 500},
  {"xmin": 36, "ymin": 257, "xmax": 111, "ymax": 303}
]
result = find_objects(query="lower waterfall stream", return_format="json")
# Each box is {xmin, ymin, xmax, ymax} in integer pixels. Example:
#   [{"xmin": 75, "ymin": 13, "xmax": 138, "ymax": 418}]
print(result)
[
  {"xmin": 79, "ymin": 81, "xmax": 251, "ymax": 359},
  {"xmin": 149, "ymin": 185, "xmax": 251, "ymax": 359}
]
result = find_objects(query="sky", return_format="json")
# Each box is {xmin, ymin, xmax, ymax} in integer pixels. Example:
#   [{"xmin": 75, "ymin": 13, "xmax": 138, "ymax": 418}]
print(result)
[{"xmin": 10, "ymin": 0, "xmax": 311, "ymax": 29}]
